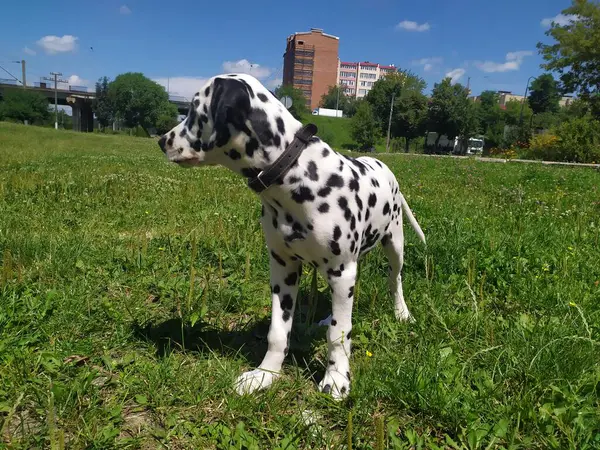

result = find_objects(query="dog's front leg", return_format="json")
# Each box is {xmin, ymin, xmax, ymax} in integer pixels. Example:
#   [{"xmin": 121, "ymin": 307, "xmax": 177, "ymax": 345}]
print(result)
[
  {"xmin": 235, "ymin": 252, "xmax": 301, "ymax": 395},
  {"xmin": 318, "ymin": 260, "xmax": 357, "ymax": 400}
]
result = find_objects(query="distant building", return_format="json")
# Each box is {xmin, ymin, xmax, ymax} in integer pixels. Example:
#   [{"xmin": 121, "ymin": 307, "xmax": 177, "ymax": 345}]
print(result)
[
  {"xmin": 470, "ymin": 90, "xmax": 575, "ymax": 109},
  {"xmin": 282, "ymin": 28, "xmax": 340, "ymax": 110},
  {"xmin": 338, "ymin": 61, "xmax": 397, "ymax": 99}
]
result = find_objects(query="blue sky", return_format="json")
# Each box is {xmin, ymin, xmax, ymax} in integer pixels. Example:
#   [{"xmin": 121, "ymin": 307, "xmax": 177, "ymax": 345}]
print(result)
[{"xmin": 0, "ymin": 0, "xmax": 575, "ymax": 100}]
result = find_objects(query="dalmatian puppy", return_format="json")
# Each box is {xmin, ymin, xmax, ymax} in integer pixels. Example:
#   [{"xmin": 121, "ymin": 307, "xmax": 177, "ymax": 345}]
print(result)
[{"xmin": 158, "ymin": 73, "xmax": 426, "ymax": 400}]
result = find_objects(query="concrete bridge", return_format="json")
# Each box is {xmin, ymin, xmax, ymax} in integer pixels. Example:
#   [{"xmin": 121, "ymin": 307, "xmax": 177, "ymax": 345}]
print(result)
[{"xmin": 0, "ymin": 81, "xmax": 191, "ymax": 132}]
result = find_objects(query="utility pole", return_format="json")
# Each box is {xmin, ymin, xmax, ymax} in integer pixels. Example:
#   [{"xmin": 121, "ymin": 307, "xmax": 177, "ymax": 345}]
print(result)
[
  {"xmin": 21, "ymin": 60, "xmax": 26, "ymax": 89},
  {"xmin": 43, "ymin": 72, "xmax": 67, "ymax": 129},
  {"xmin": 335, "ymin": 84, "xmax": 341, "ymax": 117},
  {"xmin": 385, "ymin": 91, "xmax": 396, "ymax": 153}
]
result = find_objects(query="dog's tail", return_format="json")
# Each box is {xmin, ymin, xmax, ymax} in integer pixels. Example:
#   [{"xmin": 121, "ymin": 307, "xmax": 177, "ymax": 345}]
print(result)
[{"xmin": 398, "ymin": 192, "xmax": 426, "ymax": 245}]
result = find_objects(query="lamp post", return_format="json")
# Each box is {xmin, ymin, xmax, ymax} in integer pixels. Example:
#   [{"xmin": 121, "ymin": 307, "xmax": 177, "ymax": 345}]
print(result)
[{"xmin": 519, "ymin": 76, "xmax": 536, "ymax": 127}]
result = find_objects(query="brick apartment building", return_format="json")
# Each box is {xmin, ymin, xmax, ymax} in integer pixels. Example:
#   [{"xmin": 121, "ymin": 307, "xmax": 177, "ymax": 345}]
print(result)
[
  {"xmin": 338, "ymin": 61, "xmax": 397, "ymax": 99},
  {"xmin": 282, "ymin": 28, "xmax": 340, "ymax": 110}
]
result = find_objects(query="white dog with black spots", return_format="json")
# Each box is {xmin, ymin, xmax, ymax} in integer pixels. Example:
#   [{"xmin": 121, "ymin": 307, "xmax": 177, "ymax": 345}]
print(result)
[{"xmin": 158, "ymin": 73, "xmax": 426, "ymax": 400}]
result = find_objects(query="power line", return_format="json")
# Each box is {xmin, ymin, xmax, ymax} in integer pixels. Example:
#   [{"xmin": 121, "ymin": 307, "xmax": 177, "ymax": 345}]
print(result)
[{"xmin": 0, "ymin": 63, "xmax": 22, "ymax": 84}]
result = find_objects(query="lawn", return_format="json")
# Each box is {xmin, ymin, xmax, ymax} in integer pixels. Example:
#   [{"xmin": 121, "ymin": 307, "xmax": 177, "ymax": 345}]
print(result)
[{"xmin": 1, "ymin": 122, "xmax": 599, "ymax": 449}]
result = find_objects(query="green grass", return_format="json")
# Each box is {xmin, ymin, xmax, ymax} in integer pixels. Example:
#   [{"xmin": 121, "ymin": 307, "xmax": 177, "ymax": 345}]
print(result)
[
  {"xmin": 1, "ymin": 121, "xmax": 599, "ymax": 449},
  {"xmin": 307, "ymin": 116, "xmax": 355, "ymax": 150}
]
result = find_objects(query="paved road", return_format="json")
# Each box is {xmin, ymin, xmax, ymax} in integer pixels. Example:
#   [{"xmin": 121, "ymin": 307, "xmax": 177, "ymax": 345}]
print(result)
[{"xmin": 376, "ymin": 152, "xmax": 600, "ymax": 170}]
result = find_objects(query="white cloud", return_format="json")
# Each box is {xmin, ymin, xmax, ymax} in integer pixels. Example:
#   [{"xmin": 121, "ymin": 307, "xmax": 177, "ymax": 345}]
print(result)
[
  {"xmin": 412, "ymin": 57, "xmax": 442, "ymax": 72},
  {"xmin": 222, "ymin": 59, "xmax": 272, "ymax": 79},
  {"xmin": 541, "ymin": 13, "xmax": 579, "ymax": 27},
  {"xmin": 475, "ymin": 50, "xmax": 533, "ymax": 73},
  {"xmin": 446, "ymin": 68, "xmax": 466, "ymax": 84},
  {"xmin": 265, "ymin": 77, "xmax": 282, "ymax": 89},
  {"xmin": 396, "ymin": 20, "xmax": 430, "ymax": 32},
  {"xmin": 23, "ymin": 46, "xmax": 36, "ymax": 56},
  {"xmin": 56, "ymin": 74, "xmax": 91, "ymax": 91},
  {"xmin": 153, "ymin": 76, "xmax": 209, "ymax": 100},
  {"xmin": 119, "ymin": 5, "xmax": 131, "ymax": 14},
  {"xmin": 36, "ymin": 35, "xmax": 78, "ymax": 54}
]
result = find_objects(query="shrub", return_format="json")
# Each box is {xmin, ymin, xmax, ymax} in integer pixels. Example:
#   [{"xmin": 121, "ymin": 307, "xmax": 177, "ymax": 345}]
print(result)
[{"xmin": 524, "ymin": 117, "xmax": 600, "ymax": 163}]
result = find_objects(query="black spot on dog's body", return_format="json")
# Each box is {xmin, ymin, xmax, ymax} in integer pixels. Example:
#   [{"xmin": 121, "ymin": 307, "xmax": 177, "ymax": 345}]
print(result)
[
  {"xmin": 371, "ymin": 178, "xmax": 380, "ymax": 188},
  {"xmin": 346, "ymin": 330, "xmax": 352, "ymax": 340},
  {"xmin": 288, "ymin": 175, "xmax": 301, "ymax": 184},
  {"xmin": 368, "ymin": 193, "xmax": 377, "ymax": 207},
  {"xmin": 318, "ymin": 203, "xmax": 330, "ymax": 213},
  {"xmin": 271, "ymin": 251, "xmax": 287, "ymax": 266},
  {"xmin": 281, "ymin": 294, "xmax": 293, "ymax": 310},
  {"xmin": 204, "ymin": 86, "xmax": 211, "ymax": 97},
  {"xmin": 285, "ymin": 213, "xmax": 293, "ymax": 223},
  {"xmin": 330, "ymin": 241, "xmax": 341, "ymax": 255},
  {"xmin": 322, "ymin": 148, "xmax": 330, "ymax": 157},
  {"xmin": 258, "ymin": 92, "xmax": 269, "ymax": 102},
  {"xmin": 273, "ymin": 284, "xmax": 281, "ymax": 294},
  {"xmin": 228, "ymin": 149, "xmax": 241, "ymax": 160},
  {"xmin": 307, "ymin": 161, "xmax": 319, "ymax": 181},
  {"xmin": 276, "ymin": 117, "xmax": 285, "ymax": 134},
  {"xmin": 333, "ymin": 226, "xmax": 342, "ymax": 241},
  {"xmin": 245, "ymin": 138, "xmax": 259, "ymax": 157},
  {"xmin": 348, "ymin": 286, "xmax": 354, "ymax": 298},
  {"xmin": 383, "ymin": 202, "xmax": 390, "ymax": 215},
  {"xmin": 331, "ymin": 319, "xmax": 337, "ymax": 326},
  {"xmin": 355, "ymin": 195, "xmax": 363, "ymax": 211},
  {"xmin": 291, "ymin": 186, "xmax": 315, "ymax": 204}
]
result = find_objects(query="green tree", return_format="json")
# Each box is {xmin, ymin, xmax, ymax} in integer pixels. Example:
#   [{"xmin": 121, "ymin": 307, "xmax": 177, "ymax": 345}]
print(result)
[
  {"xmin": 93, "ymin": 76, "xmax": 114, "ymax": 130},
  {"xmin": 0, "ymin": 88, "xmax": 50, "ymax": 124},
  {"xmin": 475, "ymin": 91, "xmax": 504, "ymax": 148},
  {"xmin": 426, "ymin": 78, "xmax": 475, "ymax": 148},
  {"xmin": 155, "ymin": 102, "xmax": 179, "ymax": 135},
  {"xmin": 366, "ymin": 70, "xmax": 427, "ymax": 151},
  {"xmin": 528, "ymin": 74, "xmax": 561, "ymax": 114},
  {"xmin": 108, "ymin": 72, "xmax": 173, "ymax": 133},
  {"xmin": 392, "ymin": 92, "xmax": 428, "ymax": 152},
  {"xmin": 351, "ymin": 101, "xmax": 378, "ymax": 149},
  {"xmin": 319, "ymin": 85, "xmax": 349, "ymax": 113},
  {"xmin": 274, "ymin": 85, "xmax": 309, "ymax": 120},
  {"xmin": 538, "ymin": 0, "xmax": 600, "ymax": 116},
  {"xmin": 503, "ymin": 99, "xmax": 533, "ymax": 126}
]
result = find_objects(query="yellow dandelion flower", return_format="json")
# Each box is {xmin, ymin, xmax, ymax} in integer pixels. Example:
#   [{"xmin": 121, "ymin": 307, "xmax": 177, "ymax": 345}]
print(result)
[{"xmin": 366, "ymin": 350, "xmax": 373, "ymax": 357}]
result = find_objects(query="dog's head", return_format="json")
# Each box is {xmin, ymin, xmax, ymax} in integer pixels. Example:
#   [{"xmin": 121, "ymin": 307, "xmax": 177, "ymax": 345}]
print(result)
[{"xmin": 158, "ymin": 74, "xmax": 295, "ymax": 172}]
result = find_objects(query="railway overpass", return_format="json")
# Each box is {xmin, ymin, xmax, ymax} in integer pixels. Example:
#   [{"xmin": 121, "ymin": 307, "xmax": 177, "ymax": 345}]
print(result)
[{"xmin": 0, "ymin": 81, "xmax": 191, "ymax": 132}]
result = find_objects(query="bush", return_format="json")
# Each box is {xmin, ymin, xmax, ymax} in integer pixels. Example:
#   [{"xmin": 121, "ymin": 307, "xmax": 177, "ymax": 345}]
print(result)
[{"xmin": 524, "ymin": 117, "xmax": 600, "ymax": 163}]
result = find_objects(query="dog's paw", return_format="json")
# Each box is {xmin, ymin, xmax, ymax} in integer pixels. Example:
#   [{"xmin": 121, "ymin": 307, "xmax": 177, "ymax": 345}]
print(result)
[
  {"xmin": 395, "ymin": 310, "xmax": 415, "ymax": 322},
  {"xmin": 317, "ymin": 314, "xmax": 333, "ymax": 327},
  {"xmin": 234, "ymin": 368, "xmax": 279, "ymax": 395},
  {"xmin": 319, "ymin": 370, "xmax": 350, "ymax": 400}
]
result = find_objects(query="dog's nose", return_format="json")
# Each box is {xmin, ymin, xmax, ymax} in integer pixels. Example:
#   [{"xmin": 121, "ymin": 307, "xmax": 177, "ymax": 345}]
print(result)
[{"xmin": 158, "ymin": 135, "xmax": 167, "ymax": 153}]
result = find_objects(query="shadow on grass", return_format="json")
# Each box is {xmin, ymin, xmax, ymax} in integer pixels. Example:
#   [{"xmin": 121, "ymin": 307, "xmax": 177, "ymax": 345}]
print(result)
[{"xmin": 132, "ymin": 286, "xmax": 332, "ymax": 382}]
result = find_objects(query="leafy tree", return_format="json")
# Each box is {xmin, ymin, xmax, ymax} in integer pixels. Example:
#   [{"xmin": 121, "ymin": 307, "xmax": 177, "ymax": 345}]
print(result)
[
  {"xmin": 365, "ymin": 70, "xmax": 427, "ymax": 151},
  {"xmin": 0, "ymin": 88, "xmax": 50, "ymax": 124},
  {"xmin": 319, "ymin": 85, "xmax": 350, "ymax": 114},
  {"xmin": 538, "ymin": 0, "xmax": 600, "ymax": 116},
  {"xmin": 93, "ymin": 76, "xmax": 114, "ymax": 130},
  {"xmin": 503, "ymin": 99, "xmax": 533, "ymax": 126},
  {"xmin": 274, "ymin": 85, "xmax": 309, "ymax": 120},
  {"xmin": 344, "ymin": 98, "xmax": 360, "ymax": 118},
  {"xmin": 475, "ymin": 91, "xmax": 504, "ymax": 148},
  {"xmin": 426, "ymin": 77, "xmax": 475, "ymax": 148},
  {"xmin": 392, "ymin": 92, "xmax": 428, "ymax": 152},
  {"xmin": 155, "ymin": 102, "xmax": 180, "ymax": 135},
  {"xmin": 351, "ymin": 101, "xmax": 378, "ymax": 149},
  {"xmin": 366, "ymin": 71, "xmax": 426, "ymax": 129},
  {"xmin": 528, "ymin": 74, "xmax": 561, "ymax": 114},
  {"xmin": 108, "ymin": 72, "xmax": 174, "ymax": 133}
]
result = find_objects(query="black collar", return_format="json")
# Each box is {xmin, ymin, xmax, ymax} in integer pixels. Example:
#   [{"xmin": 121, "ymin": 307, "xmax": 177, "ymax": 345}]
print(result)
[{"xmin": 247, "ymin": 123, "xmax": 318, "ymax": 193}]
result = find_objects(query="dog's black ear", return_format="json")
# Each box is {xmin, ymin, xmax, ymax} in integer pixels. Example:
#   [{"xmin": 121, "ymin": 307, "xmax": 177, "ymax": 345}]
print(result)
[{"xmin": 210, "ymin": 78, "xmax": 252, "ymax": 146}]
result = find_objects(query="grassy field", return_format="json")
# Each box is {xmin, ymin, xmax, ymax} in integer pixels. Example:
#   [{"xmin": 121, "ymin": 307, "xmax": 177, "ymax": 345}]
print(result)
[{"xmin": 1, "ymin": 121, "xmax": 599, "ymax": 449}]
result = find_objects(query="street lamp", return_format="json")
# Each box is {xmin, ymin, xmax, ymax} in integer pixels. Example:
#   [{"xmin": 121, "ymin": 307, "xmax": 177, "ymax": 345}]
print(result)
[{"xmin": 519, "ymin": 76, "xmax": 536, "ymax": 126}]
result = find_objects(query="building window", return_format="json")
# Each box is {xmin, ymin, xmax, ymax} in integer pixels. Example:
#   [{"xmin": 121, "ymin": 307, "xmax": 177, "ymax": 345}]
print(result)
[
  {"xmin": 360, "ymin": 73, "xmax": 376, "ymax": 79},
  {"xmin": 359, "ymin": 89, "xmax": 368, "ymax": 95},
  {"xmin": 340, "ymin": 71, "xmax": 356, "ymax": 78},
  {"xmin": 295, "ymin": 79, "xmax": 312, "ymax": 85},
  {"xmin": 296, "ymin": 50, "xmax": 314, "ymax": 57},
  {"xmin": 294, "ymin": 69, "xmax": 313, "ymax": 77},
  {"xmin": 295, "ymin": 58, "xmax": 313, "ymax": 65}
]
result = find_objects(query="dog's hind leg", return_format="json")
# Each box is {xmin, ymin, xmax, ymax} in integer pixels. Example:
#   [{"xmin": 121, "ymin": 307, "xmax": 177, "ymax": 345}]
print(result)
[{"xmin": 381, "ymin": 217, "xmax": 413, "ymax": 322}]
